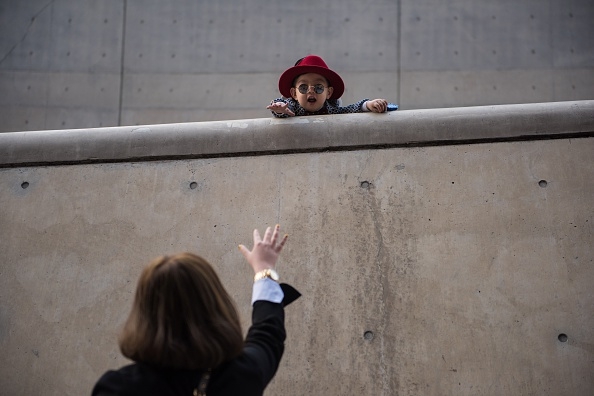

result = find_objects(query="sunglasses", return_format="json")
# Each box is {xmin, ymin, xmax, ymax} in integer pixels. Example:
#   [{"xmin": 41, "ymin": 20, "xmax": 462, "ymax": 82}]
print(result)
[{"xmin": 296, "ymin": 84, "xmax": 326, "ymax": 94}]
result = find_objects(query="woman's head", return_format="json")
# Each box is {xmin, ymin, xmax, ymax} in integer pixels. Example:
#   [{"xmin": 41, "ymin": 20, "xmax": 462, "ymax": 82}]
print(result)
[{"xmin": 119, "ymin": 253, "xmax": 244, "ymax": 369}]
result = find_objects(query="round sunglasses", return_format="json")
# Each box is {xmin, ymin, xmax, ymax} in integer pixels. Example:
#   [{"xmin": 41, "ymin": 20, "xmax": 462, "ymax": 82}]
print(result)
[{"xmin": 296, "ymin": 84, "xmax": 326, "ymax": 94}]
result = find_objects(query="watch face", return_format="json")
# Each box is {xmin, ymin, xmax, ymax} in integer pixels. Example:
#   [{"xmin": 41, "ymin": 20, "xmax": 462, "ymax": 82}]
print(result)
[
  {"xmin": 254, "ymin": 269, "xmax": 280, "ymax": 282},
  {"xmin": 269, "ymin": 269, "xmax": 279, "ymax": 281}
]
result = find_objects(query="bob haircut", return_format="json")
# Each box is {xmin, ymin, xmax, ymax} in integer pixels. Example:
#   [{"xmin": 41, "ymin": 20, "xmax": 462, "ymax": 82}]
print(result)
[{"xmin": 119, "ymin": 252, "xmax": 244, "ymax": 369}]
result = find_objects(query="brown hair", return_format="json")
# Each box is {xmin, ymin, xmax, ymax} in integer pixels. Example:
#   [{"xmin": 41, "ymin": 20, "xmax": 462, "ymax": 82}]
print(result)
[{"xmin": 119, "ymin": 253, "xmax": 244, "ymax": 369}]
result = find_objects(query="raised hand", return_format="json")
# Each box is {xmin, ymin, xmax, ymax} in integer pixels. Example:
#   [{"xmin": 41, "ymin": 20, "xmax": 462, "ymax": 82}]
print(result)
[{"xmin": 239, "ymin": 225, "xmax": 288, "ymax": 274}]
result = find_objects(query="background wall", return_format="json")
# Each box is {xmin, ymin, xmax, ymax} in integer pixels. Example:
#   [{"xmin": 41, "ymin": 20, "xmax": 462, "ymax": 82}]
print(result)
[
  {"xmin": 1, "ymin": 0, "xmax": 593, "ymax": 132},
  {"xmin": 1, "ymin": 102, "xmax": 593, "ymax": 395}
]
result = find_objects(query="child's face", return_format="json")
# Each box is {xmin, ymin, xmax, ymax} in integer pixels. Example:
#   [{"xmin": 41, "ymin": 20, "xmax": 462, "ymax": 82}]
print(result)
[{"xmin": 290, "ymin": 73, "xmax": 334, "ymax": 112}]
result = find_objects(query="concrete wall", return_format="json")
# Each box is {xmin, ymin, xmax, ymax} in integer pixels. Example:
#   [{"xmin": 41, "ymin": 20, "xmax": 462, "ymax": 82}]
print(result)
[
  {"xmin": 1, "ymin": 101, "xmax": 593, "ymax": 395},
  {"xmin": 1, "ymin": 0, "xmax": 593, "ymax": 132}
]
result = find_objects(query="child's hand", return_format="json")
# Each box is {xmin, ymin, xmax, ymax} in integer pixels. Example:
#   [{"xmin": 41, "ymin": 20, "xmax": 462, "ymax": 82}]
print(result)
[
  {"xmin": 366, "ymin": 99, "xmax": 388, "ymax": 113},
  {"xmin": 267, "ymin": 101, "xmax": 295, "ymax": 116}
]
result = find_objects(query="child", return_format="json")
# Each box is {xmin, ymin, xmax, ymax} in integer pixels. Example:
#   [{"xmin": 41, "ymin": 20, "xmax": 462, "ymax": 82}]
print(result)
[{"xmin": 267, "ymin": 54, "xmax": 392, "ymax": 117}]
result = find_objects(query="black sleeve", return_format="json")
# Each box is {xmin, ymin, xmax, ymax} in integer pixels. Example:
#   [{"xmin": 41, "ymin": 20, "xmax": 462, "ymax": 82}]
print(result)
[
  {"xmin": 241, "ymin": 301, "xmax": 286, "ymax": 387},
  {"xmin": 91, "ymin": 370, "xmax": 126, "ymax": 396},
  {"xmin": 241, "ymin": 282, "xmax": 302, "ymax": 388},
  {"xmin": 280, "ymin": 283, "xmax": 301, "ymax": 307},
  {"xmin": 328, "ymin": 99, "xmax": 369, "ymax": 114},
  {"xmin": 239, "ymin": 301, "xmax": 286, "ymax": 387}
]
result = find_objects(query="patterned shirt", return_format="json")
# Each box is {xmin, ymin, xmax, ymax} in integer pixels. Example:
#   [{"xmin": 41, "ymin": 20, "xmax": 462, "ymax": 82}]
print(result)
[{"xmin": 269, "ymin": 97, "xmax": 369, "ymax": 118}]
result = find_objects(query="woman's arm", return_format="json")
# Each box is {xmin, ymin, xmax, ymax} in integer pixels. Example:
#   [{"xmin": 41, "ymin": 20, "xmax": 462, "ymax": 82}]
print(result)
[{"xmin": 237, "ymin": 225, "xmax": 292, "ymax": 388}]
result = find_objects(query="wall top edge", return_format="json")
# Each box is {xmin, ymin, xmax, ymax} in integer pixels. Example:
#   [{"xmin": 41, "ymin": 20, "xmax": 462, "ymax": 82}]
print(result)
[{"xmin": 1, "ymin": 101, "xmax": 593, "ymax": 168}]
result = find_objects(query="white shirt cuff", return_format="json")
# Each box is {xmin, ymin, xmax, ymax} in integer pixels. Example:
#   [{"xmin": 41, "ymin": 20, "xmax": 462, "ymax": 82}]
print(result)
[{"xmin": 252, "ymin": 278, "xmax": 284, "ymax": 305}]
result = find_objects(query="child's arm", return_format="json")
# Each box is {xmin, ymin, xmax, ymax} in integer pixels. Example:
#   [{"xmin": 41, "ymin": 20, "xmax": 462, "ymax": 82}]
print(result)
[
  {"xmin": 267, "ymin": 100, "xmax": 296, "ymax": 117},
  {"xmin": 364, "ymin": 99, "xmax": 388, "ymax": 113}
]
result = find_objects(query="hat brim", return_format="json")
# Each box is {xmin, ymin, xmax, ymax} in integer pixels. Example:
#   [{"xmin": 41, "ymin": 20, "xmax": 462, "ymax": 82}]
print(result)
[{"xmin": 278, "ymin": 65, "xmax": 345, "ymax": 99}]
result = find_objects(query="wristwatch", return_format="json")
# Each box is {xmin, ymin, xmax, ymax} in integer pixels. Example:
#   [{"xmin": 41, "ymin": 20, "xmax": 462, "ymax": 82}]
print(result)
[{"xmin": 254, "ymin": 268, "xmax": 279, "ymax": 282}]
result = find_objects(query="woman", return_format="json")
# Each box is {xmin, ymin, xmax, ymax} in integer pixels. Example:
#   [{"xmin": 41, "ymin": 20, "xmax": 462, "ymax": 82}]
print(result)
[{"xmin": 92, "ymin": 224, "xmax": 300, "ymax": 396}]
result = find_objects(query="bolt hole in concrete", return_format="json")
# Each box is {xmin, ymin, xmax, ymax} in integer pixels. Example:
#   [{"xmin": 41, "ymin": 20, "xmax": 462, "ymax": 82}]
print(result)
[
  {"xmin": 21, "ymin": 182, "xmax": 29, "ymax": 189},
  {"xmin": 558, "ymin": 333, "xmax": 568, "ymax": 343},
  {"xmin": 360, "ymin": 181, "xmax": 371, "ymax": 189},
  {"xmin": 189, "ymin": 182, "xmax": 198, "ymax": 190},
  {"xmin": 539, "ymin": 180, "xmax": 548, "ymax": 188},
  {"xmin": 364, "ymin": 331, "xmax": 374, "ymax": 341}
]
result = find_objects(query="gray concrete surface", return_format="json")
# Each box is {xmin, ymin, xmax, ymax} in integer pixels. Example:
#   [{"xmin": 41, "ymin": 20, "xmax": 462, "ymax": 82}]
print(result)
[
  {"xmin": 1, "ymin": 100, "xmax": 593, "ymax": 167},
  {"xmin": 1, "ymin": 102, "xmax": 593, "ymax": 395},
  {"xmin": 1, "ymin": 0, "xmax": 593, "ymax": 132}
]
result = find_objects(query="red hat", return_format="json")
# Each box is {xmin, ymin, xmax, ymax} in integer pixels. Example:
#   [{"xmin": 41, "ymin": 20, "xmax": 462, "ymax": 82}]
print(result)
[{"xmin": 278, "ymin": 55, "xmax": 345, "ymax": 99}]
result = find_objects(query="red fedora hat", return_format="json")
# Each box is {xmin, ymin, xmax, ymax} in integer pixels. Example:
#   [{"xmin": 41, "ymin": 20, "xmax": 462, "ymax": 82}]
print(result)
[{"xmin": 278, "ymin": 55, "xmax": 345, "ymax": 99}]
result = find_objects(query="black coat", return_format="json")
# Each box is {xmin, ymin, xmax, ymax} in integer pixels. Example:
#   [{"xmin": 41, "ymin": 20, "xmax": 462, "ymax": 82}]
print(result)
[{"xmin": 92, "ymin": 299, "xmax": 291, "ymax": 396}]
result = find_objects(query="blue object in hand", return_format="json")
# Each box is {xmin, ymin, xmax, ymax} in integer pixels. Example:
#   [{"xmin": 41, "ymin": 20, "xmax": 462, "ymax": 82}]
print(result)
[{"xmin": 387, "ymin": 103, "xmax": 399, "ymax": 111}]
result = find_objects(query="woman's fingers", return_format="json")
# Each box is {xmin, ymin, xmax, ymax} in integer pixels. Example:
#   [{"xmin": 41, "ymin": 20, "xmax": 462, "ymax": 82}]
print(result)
[
  {"xmin": 240, "ymin": 226, "xmax": 289, "ymax": 273},
  {"xmin": 249, "ymin": 225, "xmax": 287, "ymax": 252},
  {"xmin": 270, "ymin": 224, "xmax": 280, "ymax": 245},
  {"xmin": 238, "ymin": 244, "xmax": 250, "ymax": 259},
  {"xmin": 276, "ymin": 233, "xmax": 288, "ymax": 252},
  {"xmin": 262, "ymin": 226, "xmax": 273, "ymax": 243},
  {"xmin": 253, "ymin": 228, "xmax": 262, "ymax": 244}
]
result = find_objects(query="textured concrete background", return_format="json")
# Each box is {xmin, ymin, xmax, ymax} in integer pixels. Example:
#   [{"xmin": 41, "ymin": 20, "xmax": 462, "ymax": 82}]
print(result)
[
  {"xmin": 1, "ymin": 0, "xmax": 593, "ymax": 394},
  {"xmin": 1, "ymin": 102, "xmax": 593, "ymax": 395},
  {"xmin": 1, "ymin": 0, "xmax": 593, "ymax": 132}
]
